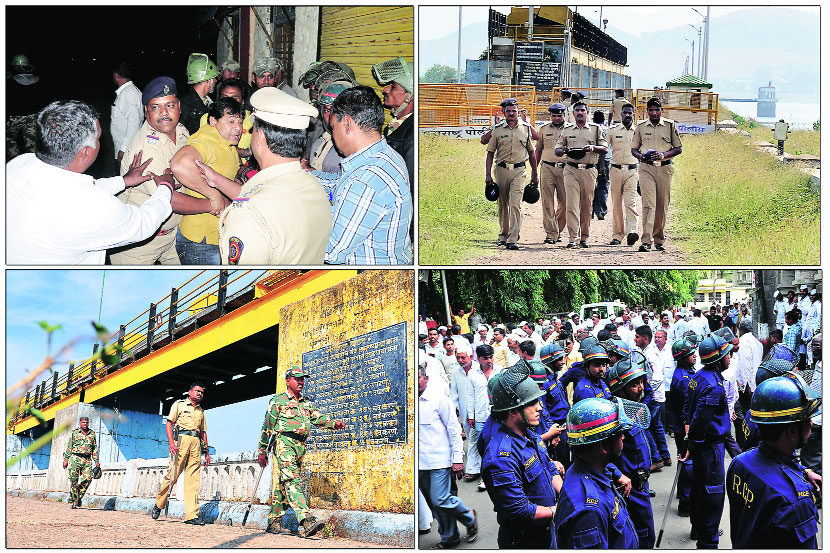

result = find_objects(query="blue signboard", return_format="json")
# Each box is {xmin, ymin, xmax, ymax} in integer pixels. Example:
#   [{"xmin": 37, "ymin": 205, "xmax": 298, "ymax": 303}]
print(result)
[{"xmin": 302, "ymin": 322, "xmax": 408, "ymax": 450}]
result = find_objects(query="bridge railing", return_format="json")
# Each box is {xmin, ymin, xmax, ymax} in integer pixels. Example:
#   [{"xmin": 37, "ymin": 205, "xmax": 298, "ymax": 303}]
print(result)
[{"xmin": 9, "ymin": 270, "xmax": 305, "ymax": 428}]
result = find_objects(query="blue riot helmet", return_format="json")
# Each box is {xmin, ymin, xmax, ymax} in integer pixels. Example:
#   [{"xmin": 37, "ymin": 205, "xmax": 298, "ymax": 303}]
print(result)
[
  {"xmin": 763, "ymin": 343, "xmax": 800, "ymax": 365},
  {"xmin": 698, "ymin": 335, "xmax": 733, "ymax": 366},
  {"xmin": 491, "ymin": 366, "xmax": 544, "ymax": 413},
  {"xmin": 749, "ymin": 372, "xmax": 822, "ymax": 425},
  {"xmin": 540, "ymin": 342, "xmax": 565, "ymax": 369},
  {"xmin": 755, "ymin": 358, "xmax": 797, "ymax": 387},
  {"xmin": 607, "ymin": 352, "xmax": 648, "ymax": 396},
  {"xmin": 567, "ymin": 397, "xmax": 651, "ymax": 446}
]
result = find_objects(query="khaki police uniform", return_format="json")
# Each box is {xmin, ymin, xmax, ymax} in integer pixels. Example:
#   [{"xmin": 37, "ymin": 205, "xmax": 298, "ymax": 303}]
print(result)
[
  {"xmin": 486, "ymin": 120, "xmax": 533, "ymax": 244},
  {"xmin": 631, "ymin": 117, "xmax": 682, "ymax": 245},
  {"xmin": 607, "ymin": 122, "xmax": 640, "ymax": 242},
  {"xmin": 537, "ymin": 121, "xmax": 568, "ymax": 241},
  {"xmin": 610, "ymin": 96, "xmax": 628, "ymax": 125},
  {"xmin": 218, "ymin": 161, "xmax": 331, "ymax": 264},
  {"xmin": 554, "ymin": 122, "xmax": 607, "ymax": 242},
  {"xmin": 154, "ymin": 397, "xmax": 206, "ymax": 521},
  {"xmin": 110, "ymin": 121, "xmax": 190, "ymax": 265}
]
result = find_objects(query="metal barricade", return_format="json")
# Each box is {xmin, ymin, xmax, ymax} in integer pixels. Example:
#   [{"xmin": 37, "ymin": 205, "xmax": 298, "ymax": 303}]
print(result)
[
  {"xmin": 634, "ymin": 89, "xmax": 719, "ymax": 130},
  {"xmin": 419, "ymin": 84, "xmax": 536, "ymax": 127}
]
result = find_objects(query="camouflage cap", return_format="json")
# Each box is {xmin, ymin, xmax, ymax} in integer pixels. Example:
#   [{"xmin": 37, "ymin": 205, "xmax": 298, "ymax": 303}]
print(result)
[
  {"xmin": 252, "ymin": 57, "xmax": 281, "ymax": 76},
  {"xmin": 285, "ymin": 365, "xmax": 310, "ymax": 379},
  {"xmin": 221, "ymin": 59, "xmax": 241, "ymax": 72}
]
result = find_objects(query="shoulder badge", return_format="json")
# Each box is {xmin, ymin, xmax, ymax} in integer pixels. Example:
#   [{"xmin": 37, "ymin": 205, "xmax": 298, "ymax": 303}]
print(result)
[{"xmin": 227, "ymin": 237, "xmax": 243, "ymax": 265}]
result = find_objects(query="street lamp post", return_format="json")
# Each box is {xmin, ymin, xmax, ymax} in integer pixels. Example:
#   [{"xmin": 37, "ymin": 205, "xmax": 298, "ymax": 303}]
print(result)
[
  {"xmin": 692, "ymin": 7, "xmax": 709, "ymax": 80},
  {"xmin": 688, "ymin": 23, "xmax": 702, "ymax": 75},
  {"xmin": 685, "ymin": 38, "xmax": 694, "ymax": 76}
]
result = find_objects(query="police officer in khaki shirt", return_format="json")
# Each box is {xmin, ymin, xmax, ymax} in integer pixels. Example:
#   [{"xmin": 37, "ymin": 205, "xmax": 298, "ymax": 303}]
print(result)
[
  {"xmin": 607, "ymin": 103, "xmax": 640, "ymax": 246},
  {"xmin": 534, "ymin": 103, "xmax": 569, "ymax": 244},
  {"xmin": 609, "ymin": 89, "xmax": 628, "ymax": 125},
  {"xmin": 630, "ymin": 97, "xmax": 682, "ymax": 252},
  {"xmin": 151, "ymin": 383, "xmax": 209, "ymax": 525},
  {"xmin": 111, "ymin": 77, "xmax": 218, "ymax": 265},
  {"xmin": 485, "ymin": 98, "xmax": 540, "ymax": 250},
  {"xmin": 554, "ymin": 101, "xmax": 608, "ymax": 248},
  {"xmin": 198, "ymin": 87, "xmax": 331, "ymax": 264}
]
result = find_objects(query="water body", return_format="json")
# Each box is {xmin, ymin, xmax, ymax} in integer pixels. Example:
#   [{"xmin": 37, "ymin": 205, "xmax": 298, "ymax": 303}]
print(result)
[{"xmin": 721, "ymin": 101, "xmax": 819, "ymax": 130}]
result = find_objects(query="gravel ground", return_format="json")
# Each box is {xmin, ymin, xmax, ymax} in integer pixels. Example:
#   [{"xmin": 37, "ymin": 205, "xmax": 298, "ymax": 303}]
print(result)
[{"xmin": 5, "ymin": 495, "xmax": 384, "ymax": 548}]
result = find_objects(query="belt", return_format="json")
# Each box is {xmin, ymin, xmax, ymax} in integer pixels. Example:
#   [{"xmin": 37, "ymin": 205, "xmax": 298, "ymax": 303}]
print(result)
[
  {"xmin": 611, "ymin": 163, "xmax": 638, "ymax": 170},
  {"xmin": 543, "ymin": 160, "xmax": 566, "ymax": 168},
  {"xmin": 282, "ymin": 431, "xmax": 308, "ymax": 443},
  {"xmin": 496, "ymin": 161, "xmax": 526, "ymax": 170},
  {"xmin": 643, "ymin": 159, "xmax": 673, "ymax": 166},
  {"xmin": 567, "ymin": 161, "xmax": 596, "ymax": 169},
  {"xmin": 156, "ymin": 228, "xmax": 173, "ymax": 236},
  {"xmin": 177, "ymin": 429, "xmax": 200, "ymax": 437},
  {"xmin": 71, "ymin": 452, "xmax": 91, "ymax": 458}
]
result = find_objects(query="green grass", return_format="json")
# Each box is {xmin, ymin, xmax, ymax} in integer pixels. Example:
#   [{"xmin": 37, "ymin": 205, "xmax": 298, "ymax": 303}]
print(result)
[
  {"xmin": 419, "ymin": 133, "xmax": 500, "ymax": 264},
  {"xmin": 721, "ymin": 106, "xmax": 820, "ymax": 157},
  {"xmin": 671, "ymin": 130, "xmax": 819, "ymax": 264}
]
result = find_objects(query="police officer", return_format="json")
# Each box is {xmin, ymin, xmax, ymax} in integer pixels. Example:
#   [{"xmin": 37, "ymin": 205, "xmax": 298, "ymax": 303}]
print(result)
[
  {"xmin": 554, "ymin": 397, "xmax": 644, "ymax": 548},
  {"xmin": 607, "ymin": 102, "xmax": 640, "ymax": 246},
  {"xmin": 484, "ymin": 98, "xmax": 540, "ymax": 250},
  {"xmin": 534, "ymin": 103, "xmax": 569, "ymax": 244},
  {"xmin": 151, "ymin": 383, "xmax": 209, "ymax": 525},
  {"xmin": 308, "ymin": 82, "xmax": 352, "ymax": 172},
  {"xmin": 609, "ymin": 89, "xmax": 628, "ymax": 125},
  {"xmin": 63, "ymin": 416, "xmax": 100, "ymax": 508},
  {"xmin": 631, "ymin": 97, "xmax": 682, "ymax": 252},
  {"xmin": 257, "ymin": 367, "xmax": 345, "ymax": 536},
  {"xmin": 210, "ymin": 87, "xmax": 331, "ymax": 264},
  {"xmin": 680, "ymin": 335, "xmax": 731, "ymax": 547},
  {"xmin": 540, "ymin": 343, "xmax": 571, "ymax": 468},
  {"xmin": 481, "ymin": 368, "xmax": 561, "ymax": 548},
  {"xmin": 554, "ymin": 101, "xmax": 608, "ymax": 248},
  {"xmin": 180, "ymin": 53, "xmax": 219, "ymax": 134},
  {"xmin": 669, "ymin": 337, "xmax": 698, "ymax": 517},
  {"xmin": 572, "ymin": 343, "xmax": 613, "ymax": 403},
  {"xmin": 607, "ymin": 356, "xmax": 657, "ymax": 547},
  {"xmin": 727, "ymin": 372, "xmax": 822, "ymax": 548}
]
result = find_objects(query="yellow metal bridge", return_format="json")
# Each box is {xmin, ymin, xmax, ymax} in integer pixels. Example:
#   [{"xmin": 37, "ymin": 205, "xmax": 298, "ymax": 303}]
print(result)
[{"xmin": 8, "ymin": 269, "xmax": 358, "ymax": 435}]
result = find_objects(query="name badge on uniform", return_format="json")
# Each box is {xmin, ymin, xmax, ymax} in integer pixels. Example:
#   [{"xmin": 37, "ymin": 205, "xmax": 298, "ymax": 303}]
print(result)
[
  {"xmin": 145, "ymin": 134, "xmax": 159, "ymax": 144},
  {"xmin": 228, "ymin": 237, "xmax": 244, "ymax": 265}
]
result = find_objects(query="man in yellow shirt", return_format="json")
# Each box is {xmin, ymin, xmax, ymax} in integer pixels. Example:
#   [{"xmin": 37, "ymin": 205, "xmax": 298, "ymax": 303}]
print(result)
[
  {"xmin": 199, "ymin": 79, "xmax": 253, "ymax": 160},
  {"xmin": 170, "ymin": 97, "xmax": 242, "ymax": 264},
  {"xmin": 450, "ymin": 300, "xmax": 475, "ymax": 335}
]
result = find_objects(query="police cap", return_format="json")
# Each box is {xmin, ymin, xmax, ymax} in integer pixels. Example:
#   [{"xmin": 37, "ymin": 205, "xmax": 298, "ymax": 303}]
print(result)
[
  {"xmin": 500, "ymin": 98, "xmax": 519, "ymax": 108},
  {"xmin": 142, "ymin": 76, "xmax": 177, "ymax": 105},
  {"xmin": 548, "ymin": 103, "xmax": 566, "ymax": 113},
  {"xmin": 646, "ymin": 97, "xmax": 662, "ymax": 109},
  {"xmin": 250, "ymin": 87, "xmax": 318, "ymax": 130}
]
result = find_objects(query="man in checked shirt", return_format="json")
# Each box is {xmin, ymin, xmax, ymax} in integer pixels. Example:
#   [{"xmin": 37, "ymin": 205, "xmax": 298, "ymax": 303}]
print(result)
[{"xmin": 313, "ymin": 86, "xmax": 413, "ymax": 264}]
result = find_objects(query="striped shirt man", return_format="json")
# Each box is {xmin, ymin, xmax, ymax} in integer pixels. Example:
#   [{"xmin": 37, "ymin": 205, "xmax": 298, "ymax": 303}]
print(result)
[{"xmin": 315, "ymin": 138, "xmax": 412, "ymax": 264}]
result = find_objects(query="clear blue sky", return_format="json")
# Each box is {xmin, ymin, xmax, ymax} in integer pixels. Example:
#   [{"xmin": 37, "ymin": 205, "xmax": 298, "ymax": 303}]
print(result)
[{"xmin": 6, "ymin": 270, "xmax": 271, "ymax": 454}]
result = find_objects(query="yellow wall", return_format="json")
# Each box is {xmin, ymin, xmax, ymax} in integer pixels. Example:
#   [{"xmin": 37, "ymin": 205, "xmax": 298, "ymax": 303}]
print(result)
[{"xmin": 277, "ymin": 270, "xmax": 414, "ymax": 513}]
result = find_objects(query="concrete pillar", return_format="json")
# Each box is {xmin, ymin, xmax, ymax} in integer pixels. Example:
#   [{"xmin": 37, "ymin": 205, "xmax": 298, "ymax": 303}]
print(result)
[{"xmin": 292, "ymin": 7, "xmax": 320, "ymax": 103}]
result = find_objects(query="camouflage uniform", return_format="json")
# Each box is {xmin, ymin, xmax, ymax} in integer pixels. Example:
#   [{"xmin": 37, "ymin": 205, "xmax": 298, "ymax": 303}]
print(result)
[
  {"xmin": 6, "ymin": 114, "xmax": 37, "ymax": 159},
  {"xmin": 64, "ymin": 428, "xmax": 99, "ymax": 506},
  {"xmin": 257, "ymin": 391, "xmax": 337, "ymax": 526}
]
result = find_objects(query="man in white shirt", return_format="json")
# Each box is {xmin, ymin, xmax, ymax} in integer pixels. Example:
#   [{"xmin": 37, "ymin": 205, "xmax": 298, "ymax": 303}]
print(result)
[
  {"xmin": 654, "ymin": 328, "xmax": 677, "ymax": 436},
  {"xmin": 804, "ymin": 289, "xmax": 822, "ymax": 366},
  {"xmin": 449, "ymin": 343, "xmax": 478, "ymax": 476},
  {"xmin": 465, "ymin": 344, "xmax": 503, "ymax": 491},
  {"xmin": 418, "ymin": 364, "xmax": 478, "ymax": 546},
  {"xmin": 418, "ymin": 314, "xmax": 429, "ymax": 336},
  {"xmin": 635, "ymin": 325, "xmax": 671, "ymax": 469},
  {"xmin": 688, "ymin": 309, "xmax": 711, "ymax": 338},
  {"xmin": 440, "ymin": 338, "xmax": 457, "ymax": 382},
  {"xmin": 521, "ymin": 321, "xmax": 544, "ymax": 361},
  {"xmin": 797, "ymin": 284, "xmax": 812, "ymax": 317},
  {"xmin": 505, "ymin": 333, "xmax": 523, "ymax": 367},
  {"xmin": 425, "ymin": 327, "xmax": 444, "ymax": 359},
  {"xmin": 735, "ymin": 318, "xmax": 763, "ymax": 402},
  {"xmin": 420, "ymin": 352, "xmax": 450, "ymax": 396},
  {"xmin": 670, "ymin": 311, "xmax": 688, "ymax": 343},
  {"xmin": 7, "ymin": 100, "xmax": 176, "ymax": 265},
  {"xmin": 111, "ymin": 62, "xmax": 144, "ymax": 163},
  {"xmin": 615, "ymin": 316, "xmax": 636, "ymax": 351},
  {"xmin": 772, "ymin": 290, "xmax": 788, "ymax": 331}
]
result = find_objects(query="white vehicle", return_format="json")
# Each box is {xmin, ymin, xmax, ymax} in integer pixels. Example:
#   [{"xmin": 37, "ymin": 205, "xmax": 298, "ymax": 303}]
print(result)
[{"xmin": 580, "ymin": 301, "xmax": 627, "ymax": 322}]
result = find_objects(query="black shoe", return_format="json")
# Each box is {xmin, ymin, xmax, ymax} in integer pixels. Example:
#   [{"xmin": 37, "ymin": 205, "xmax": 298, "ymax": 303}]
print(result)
[
  {"xmin": 690, "ymin": 528, "xmax": 697, "ymax": 540},
  {"xmin": 544, "ymin": 237, "xmax": 556, "ymax": 244},
  {"xmin": 566, "ymin": 242, "xmax": 578, "ymax": 248},
  {"xmin": 638, "ymin": 243, "xmax": 651, "ymax": 252},
  {"xmin": 655, "ymin": 243, "xmax": 666, "ymax": 251},
  {"xmin": 497, "ymin": 240, "xmax": 506, "ymax": 246},
  {"xmin": 649, "ymin": 489, "xmax": 657, "ymax": 497},
  {"xmin": 663, "ymin": 457, "xmax": 672, "ymax": 466},
  {"xmin": 506, "ymin": 243, "xmax": 519, "ymax": 250},
  {"xmin": 466, "ymin": 509, "xmax": 478, "ymax": 542},
  {"xmin": 184, "ymin": 518, "xmax": 205, "ymax": 526},
  {"xmin": 431, "ymin": 538, "xmax": 461, "ymax": 549},
  {"xmin": 556, "ymin": 237, "xmax": 563, "ymax": 243},
  {"xmin": 151, "ymin": 505, "xmax": 161, "ymax": 520},
  {"xmin": 579, "ymin": 241, "xmax": 589, "ymax": 248},
  {"xmin": 418, "ymin": 529, "xmax": 431, "ymax": 536},
  {"xmin": 597, "ymin": 213, "xmax": 605, "ymax": 220},
  {"xmin": 70, "ymin": 503, "xmax": 77, "ymax": 509},
  {"xmin": 302, "ymin": 517, "xmax": 325, "ymax": 537},
  {"xmin": 609, "ymin": 239, "xmax": 621, "ymax": 245},
  {"xmin": 678, "ymin": 507, "xmax": 691, "ymax": 517},
  {"xmin": 627, "ymin": 232, "xmax": 639, "ymax": 246},
  {"xmin": 265, "ymin": 522, "xmax": 284, "ymax": 534}
]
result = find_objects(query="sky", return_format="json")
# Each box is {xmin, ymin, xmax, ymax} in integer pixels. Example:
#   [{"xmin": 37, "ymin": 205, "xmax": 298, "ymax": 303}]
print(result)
[
  {"xmin": 419, "ymin": 5, "xmax": 820, "ymax": 41},
  {"xmin": 6, "ymin": 270, "xmax": 271, "ymax": 454}
]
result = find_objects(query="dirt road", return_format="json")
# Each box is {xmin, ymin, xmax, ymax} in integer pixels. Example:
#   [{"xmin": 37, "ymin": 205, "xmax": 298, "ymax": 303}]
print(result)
[
  {"xmin": 472, "ymin": 194, "xmax": 687, "ymax": 266},
  {"xmin": 5, "ymin": 495, "xmax": 382, "ymax": 548}
]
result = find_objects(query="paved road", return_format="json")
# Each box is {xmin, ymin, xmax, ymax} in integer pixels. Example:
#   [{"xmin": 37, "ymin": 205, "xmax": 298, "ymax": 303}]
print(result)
[{"xmin": 419, "ymin": 428, "xmax": 822, "ymax": 549}]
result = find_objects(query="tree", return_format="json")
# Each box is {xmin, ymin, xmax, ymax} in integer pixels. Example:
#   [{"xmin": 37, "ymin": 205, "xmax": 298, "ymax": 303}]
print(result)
[{"xmin": 421, "ymin": 64, "xmax": 459, "ymax": 84}]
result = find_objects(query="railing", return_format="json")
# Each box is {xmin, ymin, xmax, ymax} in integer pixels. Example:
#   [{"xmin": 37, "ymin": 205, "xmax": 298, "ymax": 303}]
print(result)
[
  {"xmin": 635, "ymin": 88, "xmax": 719, "ymax": 129},
  {"xmin": 419, "ymin": 84, "xmax": 537, "ymax": 127},
  {"xmin": 9, "ymin": 270, "xmax": 305, "ymax": 428}
]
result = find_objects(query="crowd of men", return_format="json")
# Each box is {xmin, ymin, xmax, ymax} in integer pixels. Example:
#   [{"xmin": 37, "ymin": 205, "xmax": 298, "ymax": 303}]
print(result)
[
  {"xmin": 418, "ymin": 298, "xmax": 822, "ymax": 548},
  {"xmin": 482, "ymin": 89, "xmax": 682, "ymax": 252},
  {"xmin": 65, "ymin": 368, "xmax": 345, "ymax": 537},
  {"xmin": 7, "ymin": 52, "xmax": 413, "ymax": 265}
]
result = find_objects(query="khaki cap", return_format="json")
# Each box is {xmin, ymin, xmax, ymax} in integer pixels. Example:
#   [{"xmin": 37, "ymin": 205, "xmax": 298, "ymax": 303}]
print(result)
[{"xmin": 250, "ymin": 87, "xmax": 317, "ymax": 130}]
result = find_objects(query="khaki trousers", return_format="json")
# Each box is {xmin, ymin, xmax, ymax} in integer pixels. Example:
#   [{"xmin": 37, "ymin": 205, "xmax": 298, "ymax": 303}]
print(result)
[
  {"xmin": 609, "ymin": 167, "xmax": 640, "ymax": 242},
  {"xmin": 540, "ymin": 162, "xmax": 566, "ymax": 241},
  {"xmin": 495, "ymin": 165, "xmax": 525, "ymax": 243},
  {"xmin": 109, "ymin": 231, "xmax": 181, "ymax": 265},
  {"xmin": 155, "ymin": 435, "xmax": 201, "ymax": 520},
  {"xmin": 639, "ymin": 163, "xmax": 674, "ymax": 245},
  {"xmin": 563, "ymin": 165, "xmax": 597, "ymax": 242}
]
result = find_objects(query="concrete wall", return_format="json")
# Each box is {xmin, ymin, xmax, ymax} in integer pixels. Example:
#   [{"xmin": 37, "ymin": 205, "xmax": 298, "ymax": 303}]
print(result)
[
  {"xmin": 7, "ymin": 432, "xmax": 51, "ymax": 471},
  {"xmin": 293, "ymin": 7, "xmax": 320, "ymax": 103},
  {"xmin": 278, "ymin": 270, "xmax": 415, "ymax": 514}
]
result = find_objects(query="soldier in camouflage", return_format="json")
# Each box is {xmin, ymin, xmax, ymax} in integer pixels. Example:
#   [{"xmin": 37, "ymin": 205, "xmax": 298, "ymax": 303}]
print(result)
[
  {"xmin": 62, "ymin": 416, "xmax": 100, "ymax": 508},
  {"xmin": 258, "ymin": 366, "xmax": 346, "ymax": 537}
]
